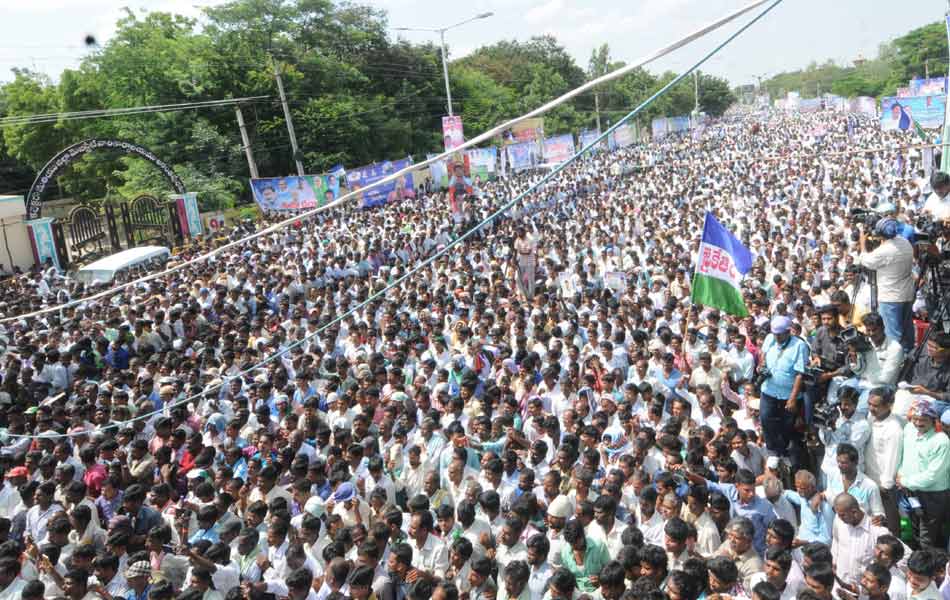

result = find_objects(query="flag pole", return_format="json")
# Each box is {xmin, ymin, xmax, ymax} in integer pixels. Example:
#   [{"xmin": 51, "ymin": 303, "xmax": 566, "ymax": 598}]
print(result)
[{"xmin": 940, "ymin": 4, "xmax": 950, "ymax": 172}]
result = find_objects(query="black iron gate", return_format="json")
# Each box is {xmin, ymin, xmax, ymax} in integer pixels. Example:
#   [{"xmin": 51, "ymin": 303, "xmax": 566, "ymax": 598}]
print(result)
[{"xmin": 122, "ymin": 194, "xmax": 170, "ymax": 247}]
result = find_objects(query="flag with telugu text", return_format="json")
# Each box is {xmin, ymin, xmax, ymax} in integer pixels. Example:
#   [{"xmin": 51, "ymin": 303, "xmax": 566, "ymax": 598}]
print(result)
[{"xmin": 690, "ymin": 212, "xmax": 753, "ymax": 317}]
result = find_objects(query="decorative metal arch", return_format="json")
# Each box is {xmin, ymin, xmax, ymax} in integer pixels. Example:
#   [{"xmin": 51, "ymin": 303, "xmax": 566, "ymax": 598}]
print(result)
[{"xmin": 25, "ymin": 138, "xmax": 186, "ymax": 220}]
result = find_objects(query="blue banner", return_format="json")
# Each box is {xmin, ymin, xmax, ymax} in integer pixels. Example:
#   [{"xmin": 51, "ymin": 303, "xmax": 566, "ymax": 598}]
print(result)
[
  {"xmin": 345, "ymin": 159, "xmax": 416, "ymax": 208},
  {"xmin": 578, "ymin": 129, "xmax": 602, "ymax": 152},
  {"xmin": 881, "ymin": 96, "xmax": 946, "ymax": 131},
  {"xmin": 507, "ymin": 141, "xmax": 539, "ymax": 172},
  {"xmin": 543, "ymin": 134, "xmax": 575, "ymax": 164}
]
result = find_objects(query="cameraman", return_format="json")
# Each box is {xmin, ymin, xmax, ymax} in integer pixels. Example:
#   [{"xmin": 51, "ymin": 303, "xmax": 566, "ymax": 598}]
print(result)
[
  {"xmin": 826, "ymin": 312, "xmax": 904, "ymax": 418},
  {"xmin": 758, "ymin": 315, "xmax": 810, "ymax": 463},
  {"xmin": 805, "ymin": 305, "xmax": 844, "ymax": 423},
  {"xmin": 857, "ymin": 218, "xmax": 915, "ymax": 352},
  {"xmin": 896, "ymin": 332, "xmax": 950, "ymax": 421},
  {"xmin": 922, "ymin": 170, "xmax": 950, "ymax": 221}
]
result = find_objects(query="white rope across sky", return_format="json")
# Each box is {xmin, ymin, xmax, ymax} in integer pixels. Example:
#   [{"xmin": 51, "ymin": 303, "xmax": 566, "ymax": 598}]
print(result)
[
  {"xmin": 0, "ymin": 0, "xmax": 774, "ymax": 325},
  {"xmin": 0, "ymin": 0, "xmax": 786, "ymax": 439}
]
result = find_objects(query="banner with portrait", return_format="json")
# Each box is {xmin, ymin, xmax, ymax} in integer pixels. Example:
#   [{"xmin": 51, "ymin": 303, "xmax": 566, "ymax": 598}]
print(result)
[
  {"xmin": 250, "ymin": 176, "xmax": 318, "ymax": 211},
  {"xmin": 799, "ymin": 98, "xmax": 822, "ymax": 113},
  {"xmin": 849, "ymin": 97, "xmax": 877, "ymax": 115},
  {"xmin": 543, "ymin": 134, "xmax": 575, "ymax": 164},
  {"xmin": 250, "ymin": 173, "xmax": 345, "ymax": 211},
  {"xmin": 614, "ymin": 123, "xmax": 636, "ymax": 147},
  {"xmin": 507, "ymin": 141, "xmax": 539, "ymax": 172},
  {"xmin": 880, "ymin": 96, "xmax": 946, "ymax": 131},
  {"xmin": 466, "ymin": 147, "xmax": 497, "ymax": 182},
  {"xmin": 669, "ymin": 116, "xmax": 691, "ymax": 134},
  {"xmin": 345, "ymin": 159, "xmax": 416, "ymax": 208},
  {"xmin": 578, "ymin": 129, "xmax": 603, "ymax": 152},
  {"xmin": 442, "ymin": 116, "xmax": 464, "ymax": 151},
  {"xmin": 911, "ymin": 77, "xmax": 948, "ymax": 96},
  {"xmin": 499, "ymin": 118, "xmax": 545, "ymax": 146}
]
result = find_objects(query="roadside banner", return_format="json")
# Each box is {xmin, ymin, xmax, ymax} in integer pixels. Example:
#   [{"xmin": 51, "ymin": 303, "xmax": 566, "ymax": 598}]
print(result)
[
  {"xmin": 880, "ymin": 96, "xmax": 946, "ymax": 131},
  {"xmin": 345, "ymin": 159, "xmax": 416, "ymax": 208},
  {"xmin": 442, "ymin": 116, "xmax": 464, "ymax": 151}
]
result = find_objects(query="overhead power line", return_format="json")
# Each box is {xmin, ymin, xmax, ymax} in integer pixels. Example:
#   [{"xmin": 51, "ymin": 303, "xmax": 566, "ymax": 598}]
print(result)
[{"xmin": 0, "ymin": 96, "xmax": 271, "ymax": 127}]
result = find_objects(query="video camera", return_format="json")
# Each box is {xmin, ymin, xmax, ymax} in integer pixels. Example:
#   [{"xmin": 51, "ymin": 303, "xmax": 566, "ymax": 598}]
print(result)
[
  {"xmin": 848, "ymin": 208, "xmax": 881, "ymax": 229},
  {"xmin": 916, "ymin": 215, "xmax": 949, "ymax": 243}
]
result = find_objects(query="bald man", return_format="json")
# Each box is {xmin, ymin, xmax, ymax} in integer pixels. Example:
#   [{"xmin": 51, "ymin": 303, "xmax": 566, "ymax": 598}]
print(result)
[{"xmin": 831, "ymin": 493, "xmax": 891, "ymax": 588}]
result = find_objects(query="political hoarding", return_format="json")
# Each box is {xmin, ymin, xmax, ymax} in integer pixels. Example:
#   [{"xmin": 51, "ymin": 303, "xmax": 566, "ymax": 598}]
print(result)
[
  {"xmin": 499, "ymin": 118, "xmax": 545, "ymax": 146},
  {"xmin": 346, "ymin": 159, "xmax": 416, "ymax": 209},
  {"xmin": 507, "ymin": 141, "xmax": 539, "ymax": 172},
  {"xmin": 911, "ymin": 77, "xmax": 947, "ymax": 96},
  {"xmin": 669, "ymin": 116, "xmax": 690, "ymax": 134},
  {"xmin": 880, "ymin": 96, "xmax": 946, "ymax": 131},
  {"xmin": 614, "ymin": 123, "xmax": 636, "ymax": 148},
  {"xmin": 578, "ymin": 129, "xmax": 603, "ymax": 152},
  {"xmin": 799, "ymin": 98, "xmax": 822, "ymax": 113},
  {"xmin": 466, "ymin": 148, "xmax": 497, "ymax": 182},
  {"xmin": 250, "ymin": 173, "xmax": 345, "ymax": 211},
  {"xmin": 849, "ymin": 97, "xmax": 876, "ymax": 115},
  {"xmin": 429, "ymin": 149, "xmax": 495, "ymax": 188},
  {"xmin": 543, "ymin": 134, "xmax": 575, "ymax": 164},
  {"xmin": 442, "ymin": 116, "xmax": 464, "ymax": 152}
]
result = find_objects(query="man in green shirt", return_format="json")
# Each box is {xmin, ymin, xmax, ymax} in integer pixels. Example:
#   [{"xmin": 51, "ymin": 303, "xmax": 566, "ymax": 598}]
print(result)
[
  {"xmin": 558, "ymin": 519, "xmax": 610, "ymax": 593},
  {"xmin": 896, "ymin": 401, "xmax": 950, "ymax": 549}
]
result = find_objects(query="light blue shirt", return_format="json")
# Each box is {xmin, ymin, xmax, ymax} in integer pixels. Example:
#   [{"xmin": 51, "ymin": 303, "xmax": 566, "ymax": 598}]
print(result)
[
  {"xmin": 760, "ymin": 334, "xmax": 809, "ymax": 400},
  {"xmin": 782, "ymin": 490, "xmax": 833, "ymax": 544},
  {"xmin": 706, "ymin": 479, "xmax": 775, "ymax": 555}
]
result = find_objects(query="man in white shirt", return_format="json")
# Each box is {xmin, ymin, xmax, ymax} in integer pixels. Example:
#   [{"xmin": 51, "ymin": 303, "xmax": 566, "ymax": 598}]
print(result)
[
  {"xmin": 0, "ymin": 558, "xmax": 24, "ymax": 600},
  {"xmin": 922, "ymin": 171, "xmax": 950, "ymax": 222},
  {"xmin": 857, "ymin": 223, "xmax": 914, "ymax": 352},
  {"xmin": 831, "ymin": 492, "xmax": 890, "ymax": 588},
  {"xmin": 407, "ymin": 510, "xmax": 448, "ymax": 578},
  {"xmin": 863, "ymin": 388, "xmax": 904, "ymax": 536}
]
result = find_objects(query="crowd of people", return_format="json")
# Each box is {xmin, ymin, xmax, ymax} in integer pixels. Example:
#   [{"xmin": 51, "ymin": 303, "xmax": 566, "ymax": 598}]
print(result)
[{"xmin": 0, "ymin": 106, "xmax": 947, "ymax": 600}]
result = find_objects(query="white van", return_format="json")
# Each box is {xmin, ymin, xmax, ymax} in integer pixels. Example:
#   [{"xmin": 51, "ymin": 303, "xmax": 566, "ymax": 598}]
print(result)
[{"xmin": 75, "ymin": 246, "xmax": 170, "ymax": 285}]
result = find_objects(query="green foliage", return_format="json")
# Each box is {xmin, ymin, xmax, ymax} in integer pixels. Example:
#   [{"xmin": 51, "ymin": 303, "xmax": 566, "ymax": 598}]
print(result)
[
  {"xmin": 0, "ymin": 1, "xmax": 740, "ymax": 211},
  {"xmin": 762, "ymin": 21, "xmax": 948, "ymax": 101}
]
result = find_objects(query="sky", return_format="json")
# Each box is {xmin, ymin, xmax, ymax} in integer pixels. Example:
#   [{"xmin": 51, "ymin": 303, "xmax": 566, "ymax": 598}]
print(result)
[{"xmin": 0, "ymin": 0, "xmax": 942, "ymax": 88}]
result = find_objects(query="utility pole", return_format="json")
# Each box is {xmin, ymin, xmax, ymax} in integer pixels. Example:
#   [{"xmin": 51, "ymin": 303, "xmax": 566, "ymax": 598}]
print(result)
[
  {"xmin": 925, "ymin": 58, "xmax": 930, "ymax": 79},
  {"xmin": 693, "ymin": 71, "xmax": 700, "ymax": 115},
  {"xmin": 234, "ymin": 105, "xmax": 259, "ymax": 179},
  {"xmin": 273, "ymin": 59, "xmax": 305, "ymax": 176},
  {"xmin": 594, "ymin": 91, "xmax": 602, "ymax": 132},
  {"xmin": 439, "ymin": 31, "xmax": 453, "ymax": 116}
]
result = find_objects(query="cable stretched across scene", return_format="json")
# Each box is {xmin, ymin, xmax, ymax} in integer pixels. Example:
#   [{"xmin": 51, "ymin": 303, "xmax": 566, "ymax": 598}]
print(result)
[
  {"xmin": 0, "ymin": 0, "xmax": 777, "ymax": 325},
  {"xmin": 1, "ymin": 0, "xmax": 785, "ymax": 439}
]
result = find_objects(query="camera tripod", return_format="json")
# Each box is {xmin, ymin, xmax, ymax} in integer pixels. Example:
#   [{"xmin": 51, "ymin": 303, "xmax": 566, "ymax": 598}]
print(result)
[{"xmin": 899, "ymin": 260, "xmax": 950, "ymax": 381}]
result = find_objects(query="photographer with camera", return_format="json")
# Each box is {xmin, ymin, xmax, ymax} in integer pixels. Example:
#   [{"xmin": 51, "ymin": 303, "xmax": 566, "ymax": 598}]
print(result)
[
  {"xmin": 857, "ymin": 217, "xmax": 915, "ymax": 352},
  {"xmin": 805, "ymin": 305, "xmax": 844, "ymax": 425},
  {"xmin": 896, "ymin": 332, "xmax": 950, "ymax": 422},
  {"xmin": 922, "ymin": 170, "xmax": 950, "ymax": 222},
  {"xmin": 825, "ymin": 313, "xmax": 904, "ymax": 418},
  {"xmin": 757, "ymin": 315, "xmax": 810, "ymax": 464}
]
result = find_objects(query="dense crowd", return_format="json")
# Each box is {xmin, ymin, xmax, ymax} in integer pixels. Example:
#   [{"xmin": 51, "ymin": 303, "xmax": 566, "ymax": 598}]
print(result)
[{"xmin": 0, "ymin": 107, "xmax": 947, "ymax": 600}]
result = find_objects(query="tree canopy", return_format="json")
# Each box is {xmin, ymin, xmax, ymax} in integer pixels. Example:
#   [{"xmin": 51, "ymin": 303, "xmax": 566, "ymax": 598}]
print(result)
[{"xmin": 0, "ymin": 0, "xmax": 736, "ymax": 210}]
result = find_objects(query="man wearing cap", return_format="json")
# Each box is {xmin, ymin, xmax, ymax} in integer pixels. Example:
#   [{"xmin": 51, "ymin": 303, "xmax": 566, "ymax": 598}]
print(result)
[
  {"xmin": 758, "ymin": 315, "xmax": 810, "ymax": 462},
  {"xmin": 0, "ymin": 468, "xmax": 25, "ymax": 517},
  {"xmin": 896, "ymin": 400, "xmax": 950, "ymax": 549},
  {"xmin": 329, "ymin": 482, "xmax": 370, "ymax": 528},
  {"xmin": 122, "ymin": 561, "xmax": 151, "ymax": 600}
]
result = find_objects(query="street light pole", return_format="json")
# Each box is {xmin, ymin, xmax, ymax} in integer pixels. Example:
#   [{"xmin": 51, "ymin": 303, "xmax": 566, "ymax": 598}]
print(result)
[
  {"xmin": 439, "ymin": 30, "xmax": 453, "ymax": 116},
  {"xmin": 394, "ymin": 12, "xmax": 493, "ymax": 118}
]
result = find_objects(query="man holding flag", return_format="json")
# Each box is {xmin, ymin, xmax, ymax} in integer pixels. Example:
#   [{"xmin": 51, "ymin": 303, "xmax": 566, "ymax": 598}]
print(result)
[{"xmin": 691, "ymin": 213, "xmax": 809, "ymax": 463}]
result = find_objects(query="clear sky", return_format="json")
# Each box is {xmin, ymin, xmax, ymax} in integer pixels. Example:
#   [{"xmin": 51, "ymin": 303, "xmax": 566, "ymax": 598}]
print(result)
[{"xmin": 0, "ymin": 0, "xmax": 942, "ymax": 87}]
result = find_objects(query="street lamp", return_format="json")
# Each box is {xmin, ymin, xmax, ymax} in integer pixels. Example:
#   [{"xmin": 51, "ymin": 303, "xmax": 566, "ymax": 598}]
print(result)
[{"xmin": 394, "ymin": 12, "xmax": 494, "ymax": 116}]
